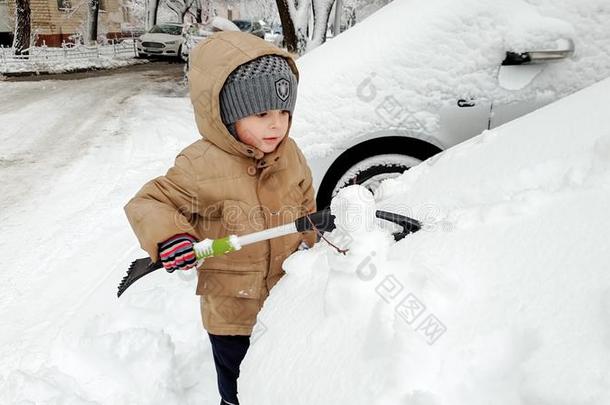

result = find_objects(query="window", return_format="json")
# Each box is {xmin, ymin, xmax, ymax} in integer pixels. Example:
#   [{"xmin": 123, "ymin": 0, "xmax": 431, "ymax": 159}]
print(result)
[
  {"xmin": 149, "ymin": 24, "xmax": 183, "ymax": 35},
  {"xmin": 57, "ymin": 0, "xmax": 72, "ymax": 10},
  {"xmin": 121, "ymin": 5, "xmax": 130, "ymax": 21},
  {"xmin": 233, "ymin": 20, "xmax": 251, "ymax": 31}
]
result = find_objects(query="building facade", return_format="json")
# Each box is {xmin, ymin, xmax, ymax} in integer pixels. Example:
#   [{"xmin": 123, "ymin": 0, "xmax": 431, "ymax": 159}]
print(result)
[
  {"xmin": 0, "ymin": 0, "xmax": 12, "ymax": 45},
  {"xmin": 0, "ymin": 0, "xmax": 133, "ymax": 47},
  {"xmin": 0, "ymin": 0, "xmax": 260, "ymax": 48}
]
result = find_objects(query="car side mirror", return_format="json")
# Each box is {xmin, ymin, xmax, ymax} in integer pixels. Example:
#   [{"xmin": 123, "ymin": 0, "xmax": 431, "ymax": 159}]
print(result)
[{"xmin": 502, "ymin": 39, "xmax": 575, "ymax": 65}]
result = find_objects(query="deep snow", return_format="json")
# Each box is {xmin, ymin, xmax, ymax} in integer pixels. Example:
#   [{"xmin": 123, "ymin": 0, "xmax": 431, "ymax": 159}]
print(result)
[
  {"xmin": 239, "ymin": 76, "xmax": 610, "ymax": 404},
  {"xmin": 0, "ymin": 69, "xmax": 222, "ymax": 404},
  {"xmin": 0, "ymin": 1, "xmax": 609, "ymax": 403},
  {"xmin": 3, "ymin": 68, "xmax": 604, "ymax": 405}
]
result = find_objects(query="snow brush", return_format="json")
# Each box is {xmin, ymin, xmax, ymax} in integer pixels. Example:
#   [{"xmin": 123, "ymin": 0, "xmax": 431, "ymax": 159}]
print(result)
[{"xmin": 117, "ymin": 208, "xmax": 421, "ymax": 298}]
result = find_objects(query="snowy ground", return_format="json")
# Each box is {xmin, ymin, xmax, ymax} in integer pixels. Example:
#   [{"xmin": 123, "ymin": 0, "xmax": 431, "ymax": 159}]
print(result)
[{"xmin": 0, "ymin": 63, "xmax": 223, "ymax": 404}]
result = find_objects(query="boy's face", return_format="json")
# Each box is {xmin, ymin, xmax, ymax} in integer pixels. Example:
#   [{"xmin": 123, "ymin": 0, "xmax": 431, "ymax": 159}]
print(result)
[{"xmin": 234, "ymin": 109, "xmax": 290, "ymax": 154}]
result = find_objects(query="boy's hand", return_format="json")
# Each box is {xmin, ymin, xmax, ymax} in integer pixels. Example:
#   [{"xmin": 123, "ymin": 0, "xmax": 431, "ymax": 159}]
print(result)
[{"xmin": 158, "ymin": 233, "xmax": 198, "ymax": 273}]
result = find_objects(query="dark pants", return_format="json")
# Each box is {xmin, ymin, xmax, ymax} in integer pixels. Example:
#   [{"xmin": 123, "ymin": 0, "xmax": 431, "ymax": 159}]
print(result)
[{"xmin": 208, "ymin": 333, "xmax": 251, "ymax": 405}]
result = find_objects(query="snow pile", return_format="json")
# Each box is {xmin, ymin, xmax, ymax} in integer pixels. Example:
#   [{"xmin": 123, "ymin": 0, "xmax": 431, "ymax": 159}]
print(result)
[
  {"xmin": 330, "ymin": 185, "xmax": 378, "ymax": 235},
  {"xmin": 0, "ymin": 76, "xmax": 224, "ymax": 403},
  {"xmin": 239, "ymin": 76, "xmax": 610, "ymax": 403},
  {"xmin": 0, "ymin": 43, "xmax": 147, "ymax": 75},
  {"xmin": 291, "ymin": 0, "xmax": 610, "ymax": 158}
]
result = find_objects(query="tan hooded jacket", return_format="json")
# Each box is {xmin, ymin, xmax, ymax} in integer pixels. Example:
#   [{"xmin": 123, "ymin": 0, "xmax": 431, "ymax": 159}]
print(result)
[{"xmin": 124, "ymin": 31, "xmax": 316, "ymax": 335}]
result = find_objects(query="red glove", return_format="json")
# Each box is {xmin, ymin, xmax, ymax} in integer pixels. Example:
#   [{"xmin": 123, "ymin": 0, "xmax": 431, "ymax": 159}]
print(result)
[{"xmin": 158, "ymin": 233, "xmax": 198, "ymax": 273}]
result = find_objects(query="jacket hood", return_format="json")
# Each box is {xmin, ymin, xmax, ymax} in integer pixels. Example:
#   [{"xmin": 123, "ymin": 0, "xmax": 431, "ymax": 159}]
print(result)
[{"xmin": 188, "ymin": 31, "xmax": 300, "ymax": 162}]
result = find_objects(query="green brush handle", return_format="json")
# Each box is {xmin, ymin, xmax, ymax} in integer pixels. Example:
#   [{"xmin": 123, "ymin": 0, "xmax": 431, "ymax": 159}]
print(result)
[{"xmin": 193, "ymin": 235, "xmax": 241, "ymax": 262}]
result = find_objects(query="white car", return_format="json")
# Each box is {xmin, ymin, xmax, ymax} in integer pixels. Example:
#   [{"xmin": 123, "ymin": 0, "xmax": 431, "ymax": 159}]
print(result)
[
  {"xmin": 136, "ymin": 23, "xmax": 184, "ymax": 59},
  {"xmin": 291, "ymin": 0, "xmax": 610, "ymax": 209}
]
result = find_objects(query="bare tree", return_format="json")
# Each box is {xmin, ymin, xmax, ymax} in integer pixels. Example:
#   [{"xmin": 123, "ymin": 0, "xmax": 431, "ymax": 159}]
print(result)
[
  {"xmin": 85, "ymin": 0, "xmax": 100, "ymax": 44},
  {"xmin": 12, "ymin": 0, "xmax": 31, "ymax": 55},
  {"xmin": 276, "ymin": 0, "xmax": 311, "ymax": 55},
  {"xmin": 167, "ymin": 0, "xmax": 195, "ymax": 21},
  {"xmin": 146, "ymin": 0, "xmax": 160, "ymax": 30},
  {"xmin": 309, "ymin": 0, "xmax": 334, "ymax": 50},
  {"xmin": 276, "ymin": 0, "xmax": 336, "ymax": 55},
  {"xmin": 200, "ymin": 0, "xmax": 213, "ymax": 22},
  {"xmin": 241, "ymin": 0, "xmax": 278, "ymax": 24},
  {"xmin": 164, "ymin": 0, "xmax": 214, "ymax": 24}
]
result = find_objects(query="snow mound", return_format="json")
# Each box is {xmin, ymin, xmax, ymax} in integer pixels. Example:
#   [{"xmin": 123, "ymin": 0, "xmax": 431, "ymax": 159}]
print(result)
[
  {"xmin": 239, "ymin": 76, "xmax": 610, "ymax": 403},
  {"xmin": 330, "ymin": 185, "xmax": 378, "ymax": 234}
]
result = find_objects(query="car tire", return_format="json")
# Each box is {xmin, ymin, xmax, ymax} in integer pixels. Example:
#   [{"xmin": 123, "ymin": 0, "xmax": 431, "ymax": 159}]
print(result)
[
  {"xmin": 327, "ymin": 154, "xmax": 421, "ymax": 202},
  {"xmin": 315, "ymin": 136, "xmax": 442, "ymax": 209}
]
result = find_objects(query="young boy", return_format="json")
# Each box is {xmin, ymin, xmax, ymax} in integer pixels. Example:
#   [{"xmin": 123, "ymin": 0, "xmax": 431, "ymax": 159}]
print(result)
[{"xmin": 123, "ymin": 31, "xmax": 317, "ymax": 405}]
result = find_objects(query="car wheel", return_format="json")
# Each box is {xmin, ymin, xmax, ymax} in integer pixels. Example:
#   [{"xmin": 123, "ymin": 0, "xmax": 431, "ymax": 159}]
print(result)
[
  {"xmin": 330, "ymin": 153, "xmax": 421, "ymax": 199},
  {"xmin": 315, "ymin": 136, "xmax": 442, "ymax": 209},
  {"xmin": 316, "ymin": 153, "xmax": 421, "ymax": 235}
]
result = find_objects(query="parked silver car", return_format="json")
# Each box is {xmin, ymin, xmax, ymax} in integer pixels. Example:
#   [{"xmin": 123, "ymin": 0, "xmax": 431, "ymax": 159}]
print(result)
[{"xmin": 291, "ymin": 0, "xmax": 610, "ymax": 209}]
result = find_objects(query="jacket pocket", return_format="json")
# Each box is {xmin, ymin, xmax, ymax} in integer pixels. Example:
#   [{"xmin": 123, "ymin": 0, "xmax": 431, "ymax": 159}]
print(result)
[
  {"xmin": 198, "ymin": 269, "xmax": 266, "ymax": 333},
  {"xmin": 197, "ymin": 269, "xmax": 263, "ymax": 299}
]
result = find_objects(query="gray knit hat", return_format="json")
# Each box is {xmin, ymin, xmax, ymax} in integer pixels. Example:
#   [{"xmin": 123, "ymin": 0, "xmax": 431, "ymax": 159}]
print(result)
[{"xmin": 220, "ymin": 54, "xmax": 298, "ymax": 138}]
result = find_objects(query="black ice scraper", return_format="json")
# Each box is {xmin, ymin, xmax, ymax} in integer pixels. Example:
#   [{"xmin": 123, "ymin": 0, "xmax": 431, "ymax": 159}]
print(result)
[{"xmin": 117, "ymin": 208, "xmax": 421, "ymax": 298}]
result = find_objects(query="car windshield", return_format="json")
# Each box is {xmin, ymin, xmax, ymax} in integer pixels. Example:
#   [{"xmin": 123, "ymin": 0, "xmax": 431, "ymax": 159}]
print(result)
[
  {"xmin": 233, "ymin": 20, "xmax": 252, "ymax": 31},
  {"xmin": 149, "ymin": 24, "xmax": 182, "ymax": 35}
]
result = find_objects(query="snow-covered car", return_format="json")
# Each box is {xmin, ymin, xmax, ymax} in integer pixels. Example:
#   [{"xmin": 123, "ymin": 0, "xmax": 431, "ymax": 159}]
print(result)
[
  {"xmin": 290, "ymin": 0, "xmax": 610, "ymax": 209},
  {"xmin": 180, "ymin": 17, "xmax": 240, "ymax": 62},
  {"xmin": 233, "ymin": 19, "xmax": 267, "ymax": 39},
  {"xmin": 240, "ymin": 69, "xmax": 610, "ymax": 405},
  {"xmin": 136, "ymin": 23, "xmax": 184, "ymax": 59},
  {"xmin": 265, "ymin": 24, "xmax": 285, "ymax": 48}
]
